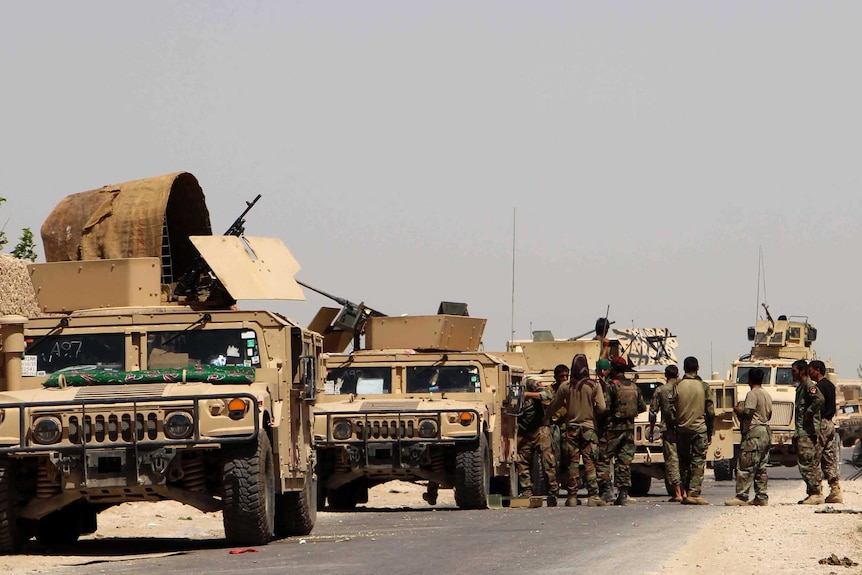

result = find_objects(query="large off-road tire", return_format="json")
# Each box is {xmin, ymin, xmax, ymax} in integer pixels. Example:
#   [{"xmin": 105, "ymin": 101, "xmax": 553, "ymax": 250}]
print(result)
[
  {"xmin": 274, "ymin": 473, "xmax": 316, "ymax": 537},
  {"xmin": 454, "ymin": 434, "xmax": 490, "ymax": 510},
  {"xmin": 0, "ymin": 458, "xmax": 25, "ymax": 554},
  {"xmin": 35, "ymin": 502, "xmax": 95, "ymax": 547},
  {"xmin": 713, "ymin": 458, "xmax": 735, "ymax": 481},
  {"xmin": 222, "ymin": 433, "xmax": 275, "ymax": 546},
  {"xmin": 630, "ymin": 471, "xmax": 652, "ymax": 497}
]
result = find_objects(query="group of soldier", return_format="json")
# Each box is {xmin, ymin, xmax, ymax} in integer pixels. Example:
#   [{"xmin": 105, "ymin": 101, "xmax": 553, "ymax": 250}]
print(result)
[
  {"xmin": 515, "ymin": 323, "xmax": 843, "ymax": 508},
  {"xmin": 515, "ymin": 319, "xmax": 715, "ymax": 507}
]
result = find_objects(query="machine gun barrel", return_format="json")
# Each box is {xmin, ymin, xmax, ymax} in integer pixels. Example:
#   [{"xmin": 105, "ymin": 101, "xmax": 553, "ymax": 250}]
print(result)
[
  {"xmin": 296, "ymin": 280, "xmax": 351, "ymax": 308},
  {"xmin": 171, "ymin": 194, "xmax": 262, "ymax": 301},
  {"xmin": 296, "ymin": 280, "xmax": 386, "ymax": 318},
  {"xmin": 569, "ymin": 321, "xmax": 616, "ymax": 341}
]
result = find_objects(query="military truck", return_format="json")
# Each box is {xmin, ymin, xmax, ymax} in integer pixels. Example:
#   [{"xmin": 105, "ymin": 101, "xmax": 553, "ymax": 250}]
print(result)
[
  {"xmin": 312, "ymin": 313, "xmax": 524, "ymax": 510},
  {"xmin": 0, "ymin": 173, "xmax": 321, "ymax": 554},
  {"xmin": 835, "ymin": 385, "xmax": 862, "ymax": 448},
  {"xmin": 714, "ymin": 307, "xmax": 837, "ymax": 480}
]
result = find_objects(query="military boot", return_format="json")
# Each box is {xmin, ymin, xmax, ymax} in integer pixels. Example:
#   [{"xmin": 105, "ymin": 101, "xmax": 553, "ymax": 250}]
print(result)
[
  {"xmin": 798, "ymin": 493, "xmax": 825, "ymax": 505},
  {"xmin": 565, "ymin": 496, "xmax": 581, "ymax": 507},
  {"xmin": 614, "ymin": 487, "xmax": 629, "ymax": 506},
  {"xmin": 520, "ymin": 487, "xmax": 533, "ymax": 498},
  {"xmin": 681, "ymin": 495, "xmax": 709, "ymax": 505},
  {"xmin": 587, "ymin": 495, "xmax": 607, "ymax": 507},
  {"xmin": 599, "ymin": 483, "xmax": 615, "ymax": 504},
  {"xmin": 825, "ymin": 483, "xmax": 843, "ymax": 504}
]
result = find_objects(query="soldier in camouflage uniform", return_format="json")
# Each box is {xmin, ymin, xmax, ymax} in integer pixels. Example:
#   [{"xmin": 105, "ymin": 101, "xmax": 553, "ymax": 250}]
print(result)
[
  {"xmin": 595, "ymin": 358, "xmax": 614, "ymax": 502},
  {"xmin": 536, "ymin": 364, "xmax": 570, "ymax": 497},
  {"xmin": 596, "ymin": 356, "xmax": 646, "ymax": 506},
  {"xmin": 516, "ymin": 375, "xmax": 558, "ymax": 500},
  {"xmin": 725, "ymin": 366, "xmax": 772, "ymax": 506},
  {"xmin": 793, "ymin": 359, "xmax": 825, "ymax": 504},
  {"xmin": 676, "ymin": 356, "xmax": 715, "ymax": 505},
  {"xmin": 543, "ymin": 354, "xmax": 607, "ymax": 507},
  {"xmin": 811, "ymin": 360, "xmax": 842, "ymax": 504},
  {"xmin": 648, "ymin": 364, "xmax": 683, "ymax": 502}
]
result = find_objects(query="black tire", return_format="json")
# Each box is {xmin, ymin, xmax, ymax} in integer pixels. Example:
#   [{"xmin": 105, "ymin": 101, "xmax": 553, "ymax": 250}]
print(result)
[
  {"xmin": 713, "ymin": 458, "xmax": 734, "ymax": 481},
  {"xmin": 35, "ymin": 506, "xmax": 84, "ymax": 547},
  {"xmin": 328, "ymin": 483, "xmax": 360, "ymax": 510},
  {"xmin": 274, "ymin": 472, "xmax": 316, "ymax": 537},
  {"xmin": 530, "ymin": 450, "xmax": 548, "ymax": 496},
  {"xmin": 454, "ymin": 434, "xmax": 490, "ymax": 510},
  {"xmin": 630, "ymin": 471, "xmax": 651, "ymax": 497},
  {"xmin": 222, "ymin": 433, "xmax": 275, "ymax": 546},
  {"xmin": 0, "ymin": 458, "xmax": 24, "ymax": 554}
]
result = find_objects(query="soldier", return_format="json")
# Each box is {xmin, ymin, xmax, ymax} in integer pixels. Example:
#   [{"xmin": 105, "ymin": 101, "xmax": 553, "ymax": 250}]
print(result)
[
  {"xmin": 537, "ymin": 364, "xmax": 570, "ymax": 498},
  {"xmin": 810, "ymin": 360, "xmax": 842, "ymax": 503},
  {"xmin": 516, "ymin": 376, "xmax": 558, "ymax": 501},
  {"xmin": 596, "ymin": 355, "xmax": 646, "ymax": 506},
  {"xmin": 648, "ymin": 364, "xmax": 683, "ymax": 502},
  {"xmin": 675, "ymin": 356, "xmax": 715, "ymax": 505},
  {"xmin": 725, "ymin": 366, "xmax": 772, "ymax": 506},
  {"xmin": 543, "ymin": 354, "xmax": 607, "ymax": 507},
  {"xmin": 793, "ymin": 359, "xmax": 825, "ymax": 504},
  {"xmin": 595, "ymin": 358, "xmax": 615, "ymax": 502},
  {"xmin": 594, "ymin": 317, "xmax": 612, "ymax": 362}
]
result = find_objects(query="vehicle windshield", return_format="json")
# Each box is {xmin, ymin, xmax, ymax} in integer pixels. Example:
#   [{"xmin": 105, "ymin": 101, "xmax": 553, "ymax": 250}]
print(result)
[
  {"xmin": 23, "ymin": 333, "xmax": 125, "ymax": 376},
  {"xmin": 637, "ymin": 381, "xmax": 661, "ymax": 403},
  {"xmin": 406, "ymin": 365, "xmax": 481, "ymax": 393},
  {"xmin": 147, "ymin": 329, "xmax": 261, "ymax": 368},
  {"xmin": 325, "ymin": 367, "xmax": 392, "ymax": 395},
  {"xmin": 841, "ymin": 404, "xmax": 860, "ymax": 415}
]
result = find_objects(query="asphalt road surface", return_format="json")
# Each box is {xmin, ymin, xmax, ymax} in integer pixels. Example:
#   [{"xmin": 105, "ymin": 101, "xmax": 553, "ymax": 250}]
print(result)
[{"xmin": 36, "ymin": 455, "xmax": 858, "ymax": 575}]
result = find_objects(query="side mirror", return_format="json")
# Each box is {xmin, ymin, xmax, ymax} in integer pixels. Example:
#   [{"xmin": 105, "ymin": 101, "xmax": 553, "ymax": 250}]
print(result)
[{"xmin": 300, "ymin": 355, "xmax": 317, "ymax": 402}]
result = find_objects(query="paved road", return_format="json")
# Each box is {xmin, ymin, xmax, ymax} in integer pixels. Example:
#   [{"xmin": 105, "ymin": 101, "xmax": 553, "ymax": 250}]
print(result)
[{"xmin": 40, "ymin": 454, "xmax": 859, "ymax": 575}]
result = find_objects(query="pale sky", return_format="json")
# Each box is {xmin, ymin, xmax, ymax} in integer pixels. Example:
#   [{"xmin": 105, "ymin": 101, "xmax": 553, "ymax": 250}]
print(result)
[{"xmin": 2, "ymin": 2, "xmax": 861, "ymax": 380}]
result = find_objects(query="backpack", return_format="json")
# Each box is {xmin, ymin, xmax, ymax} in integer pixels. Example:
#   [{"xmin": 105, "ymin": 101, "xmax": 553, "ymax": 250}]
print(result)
[{"xmin": 613, "ymin": 379, "xmax": 640, "ymax": 420}]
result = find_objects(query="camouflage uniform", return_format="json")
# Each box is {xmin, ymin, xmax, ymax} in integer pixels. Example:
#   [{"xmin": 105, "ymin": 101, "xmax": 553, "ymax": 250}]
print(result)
[
  {"xmin": 649, "ymin": 378, "xmax": 680, "ymax": 487},
  {"xmin": 562, "ymin": 423, "xmax": 600, "ymax": 496},
  {"xmin": 596, "ymin": 378, "xmax": 614, "ymax": 495},
  {"xmin": 816, "ymin": 377, "xmax": 840, "ymax": 487},
  {"xmin": 596, "ymin": 374, "xmax": 646, "ymax": 490},
  {"xmin": 795, "ymin": 377, "xmax": 824, "ymax": 496},
  {"xmin": 734, "ymin": 387, "xmax": 772, "ymax": 502},
  {"xmin": 516, "ymin": 384, "xmax": 557, "ymax": 495},
  {"xmin": 675, "ymin": 374, "xmax": 715, "ymax": 498}
]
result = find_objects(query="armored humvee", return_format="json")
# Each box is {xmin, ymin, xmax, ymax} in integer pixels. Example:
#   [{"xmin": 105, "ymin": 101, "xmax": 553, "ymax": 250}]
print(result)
[
  {"xmin": 715, "ymin": 307, "xmax": 837, "ymax": 479},
  {"xmin": 313, "ymin": 314, "xmax": 524, "ymax": 510},
  {"xmin": 0, "ymin": 173, "xmax": 321, "ymax": 553},
  {"xmin": 836, "ymin": 385, "xmax": 862, "ymax": 448}
]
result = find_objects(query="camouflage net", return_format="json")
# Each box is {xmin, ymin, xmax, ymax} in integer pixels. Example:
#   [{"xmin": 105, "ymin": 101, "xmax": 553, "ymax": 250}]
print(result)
[
  {"xmin": 44, "ymin": 365, "xmax": 255, "ymax": 388},
  {"xmin": 0, "ymin": 254, "xmax": 40, "ymax": 317}
]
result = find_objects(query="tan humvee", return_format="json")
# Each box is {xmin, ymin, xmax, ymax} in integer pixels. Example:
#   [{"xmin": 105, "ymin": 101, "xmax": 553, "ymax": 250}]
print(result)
[
  {"xmin": 0, "ymin": 173, "xmax": 321, "ymax": 554},
  {"xmin": 714, "ymin": 308, "xmax": 837, "ymax": 480},
  {"xmin": 313, "ymin": 315, "xmax": 524, "ymax": 510},
  {"xmin": 834, "ymin": 384, "xmax": 861, "ymax": 448}
]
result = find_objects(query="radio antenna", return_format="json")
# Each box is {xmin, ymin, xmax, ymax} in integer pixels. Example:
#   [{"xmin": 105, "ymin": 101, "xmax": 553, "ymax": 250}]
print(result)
[
  {"xmin": 755, "ymin": 246, "xmax": 767, "ymax": 324},
  {"xmin": 510, "ymin": 208, "xmax": 516, "ymax": 342}
]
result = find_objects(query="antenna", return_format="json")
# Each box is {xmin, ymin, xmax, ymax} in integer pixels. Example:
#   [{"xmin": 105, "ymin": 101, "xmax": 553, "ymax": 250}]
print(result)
[
  {"xmin": 510, "ymin": 207, "xmax": 516, "ymax": 343},
  {"xmin": 755, "ymin": 246, "xmax": 767, "ymax": 324}
]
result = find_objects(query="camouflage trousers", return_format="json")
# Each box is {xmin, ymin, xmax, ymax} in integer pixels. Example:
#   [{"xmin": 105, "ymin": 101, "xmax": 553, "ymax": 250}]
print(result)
[
  {"xmin": 516, "ymin": 427, "xmax": 559, "ymax": 493},
  {"xmin": 538, "ymin": 424, "xmax": 561, "ymax": 490},
  {"xmin": 562, "ymin": 424, "xmax": 600, "ymax": 496},
  {"xmin": 677, "ymin": 429, "xmax": 708, "ymax": 497},
  {"xmin": 735, "ymin": 425, "xmax": 770, "ymax": 501},
  {"xmin": 596, "ymin": 426, "xmax": 635, "ymax": 489},
  {"xmin": 797, "ymin": 434, "xmax": 823, "ymax": 495},
  {"xmin": 662, "ymin": 431, "xmax": 681, "ymax": 486},
  {"xmin": 820, "ymin": 419, "xmax": 839, "ymax": 485}
]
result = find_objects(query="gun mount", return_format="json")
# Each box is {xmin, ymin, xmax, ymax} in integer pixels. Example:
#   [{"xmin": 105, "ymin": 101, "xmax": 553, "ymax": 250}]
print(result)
[{"xmin": 301, "ymin": 281, "xmax": 387, "ymax": 352}]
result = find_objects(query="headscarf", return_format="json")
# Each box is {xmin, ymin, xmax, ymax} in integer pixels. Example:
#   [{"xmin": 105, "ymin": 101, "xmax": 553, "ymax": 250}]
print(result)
[{"xmin": 571, "ymin": 354, "xmax": 590, "ymax": 381}]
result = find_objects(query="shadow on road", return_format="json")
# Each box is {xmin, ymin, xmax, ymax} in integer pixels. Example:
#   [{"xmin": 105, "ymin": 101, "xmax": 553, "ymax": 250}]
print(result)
[{"xmin": 20, "ymin": 537, "xmax": 231, "ymax": 559}]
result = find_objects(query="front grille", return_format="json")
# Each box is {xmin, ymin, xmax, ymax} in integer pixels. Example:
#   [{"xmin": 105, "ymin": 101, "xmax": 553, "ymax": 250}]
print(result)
[
  {"xmin": 354, "ymin": 419, "xmax": 415, "ymax": 439},
  {"xmin": 68, "ymin": 411, "xmax": 160, "ymax": 444},
  {"xmin": 769, "ymin": 401, "xmax": 794, "ymax": 427},
  {"xmin": 75, "ymin": 384, "xmax": 168, "ymax": 400}
]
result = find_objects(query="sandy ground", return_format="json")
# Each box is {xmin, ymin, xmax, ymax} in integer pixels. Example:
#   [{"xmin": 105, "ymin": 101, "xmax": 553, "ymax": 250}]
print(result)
[{"xmin": 1, "ymin": 478, "xmax": 861, "ymax": 574}]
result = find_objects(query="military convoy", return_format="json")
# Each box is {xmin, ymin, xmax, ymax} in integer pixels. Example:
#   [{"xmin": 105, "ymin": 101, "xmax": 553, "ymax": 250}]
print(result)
[
  {"xmin": 712, "ymin": 307, "xmax": 837, "ymax": 480},
  {"xmin": 0, "ymin": 173, "xmax": 321, "ymax": 553},
  {"xmin": 309, "ymin": 299, "xmax": 524, "ymax": 510}
]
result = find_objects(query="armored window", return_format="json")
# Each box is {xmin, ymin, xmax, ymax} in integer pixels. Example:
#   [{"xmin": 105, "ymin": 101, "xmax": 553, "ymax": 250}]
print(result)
[
  {"xmin": 406, "ymin": 366, "xmax": 481, "ymax": 393},
  {"xmin": 23, "ymin": 333, "xmax": 125, "ymax": 376},
  {"xmin": 147, "ymin": 329, "xmax": 261, "ymax": 368},
  {"xmin": 637, "ymin": 382, "xmax": 660, "ymax": 403},
  {"xmin": 775, "ymin": 367, "xmax": 794, "ymax": 385},
  {"xmin": 324, "ymin": 367, "xmax": 392, "ymax": 395}
]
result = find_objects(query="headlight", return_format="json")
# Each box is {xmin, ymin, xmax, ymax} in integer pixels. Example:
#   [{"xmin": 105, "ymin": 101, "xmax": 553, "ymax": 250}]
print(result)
[
  {"xmin": 32, "ymin": 416, "xmax": 62, "ymax": 445},
  {"xmin": 164, "ymin": 411, "xmax": 194, "ymax": 440},
  {"xmin": 332, "ymin": 420, "xmax": 352, "ymax": 440},
  {"xmin": 418, "ymin": 419, "xmax": 438, "ymax": 438}
]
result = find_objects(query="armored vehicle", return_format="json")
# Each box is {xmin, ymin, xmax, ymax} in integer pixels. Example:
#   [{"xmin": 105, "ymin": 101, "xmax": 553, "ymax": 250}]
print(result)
[
  {"xmin": 312, "ymin": 313, "xmax": 524, "ymax": 510},
  {"xmin": 0, "ymin": 173, "xmax": 321, "ymax": 554},
  {"xmin": 835, "ymin": 385, "xmax": 862, "ymax": 448},
  {"xmin": 715, "ymin": 307, "xmax": 837, "ymax": 479}
]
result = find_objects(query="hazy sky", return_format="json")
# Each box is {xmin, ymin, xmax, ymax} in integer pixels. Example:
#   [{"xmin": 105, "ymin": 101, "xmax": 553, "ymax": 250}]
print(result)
[{"xmin": 2, "ymin": 2, "xmax": 861, "ymax": 379}]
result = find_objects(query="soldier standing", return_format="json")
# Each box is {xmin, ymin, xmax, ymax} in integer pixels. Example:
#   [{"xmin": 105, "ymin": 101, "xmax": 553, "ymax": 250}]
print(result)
[
  {"xmin": 810, "ymin": 360, "xmax": 842, "ymax": 503},
  {"xmin": 596, "ymin": 356, "xmax": 646, "ymax": 506},
  {"xmin": 725, "ymin": 366, "xmax": 772, "ymax": 506},
  {"xmin": 675, "ymin": 356, "xmax": 714, "ymax": 505},
  {"xmin": 793, "ymin": 359, "xmax": 825, "ymax": 504},
  {"xmin": 648, "ymin": 364, "xmax": 683, "ymax": 502},
  {"xmin": 516, "ymin": 376, "xmax": 558, "ymax": 500},
  {"xmin": 537, "ymin": 364, "xmax": 570, "ymax": 498},
  {"xmin": 543, "ymin": 354, "xmax": 607, "ymax": 507},
  {"xmin": 595, "ymin": 358, "xmax": 614, "ymax": 502}
]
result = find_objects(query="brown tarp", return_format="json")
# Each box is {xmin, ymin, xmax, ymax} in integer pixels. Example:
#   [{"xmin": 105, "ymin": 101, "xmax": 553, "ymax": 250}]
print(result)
[{"xmin": 40, "ymin": 172, "xmax": 212, "ymax": 281}]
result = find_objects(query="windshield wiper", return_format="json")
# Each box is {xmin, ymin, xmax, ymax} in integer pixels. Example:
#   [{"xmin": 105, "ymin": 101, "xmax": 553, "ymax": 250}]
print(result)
[{"xmin": 26, "ymin": 317, "xmax": 70, "ymax": 355}]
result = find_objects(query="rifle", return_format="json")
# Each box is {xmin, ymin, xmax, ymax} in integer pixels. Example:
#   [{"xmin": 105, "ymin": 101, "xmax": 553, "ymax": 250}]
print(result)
[{"xmin": 171, "ymin": 194, "xmax": 262, "ymax": 301}]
